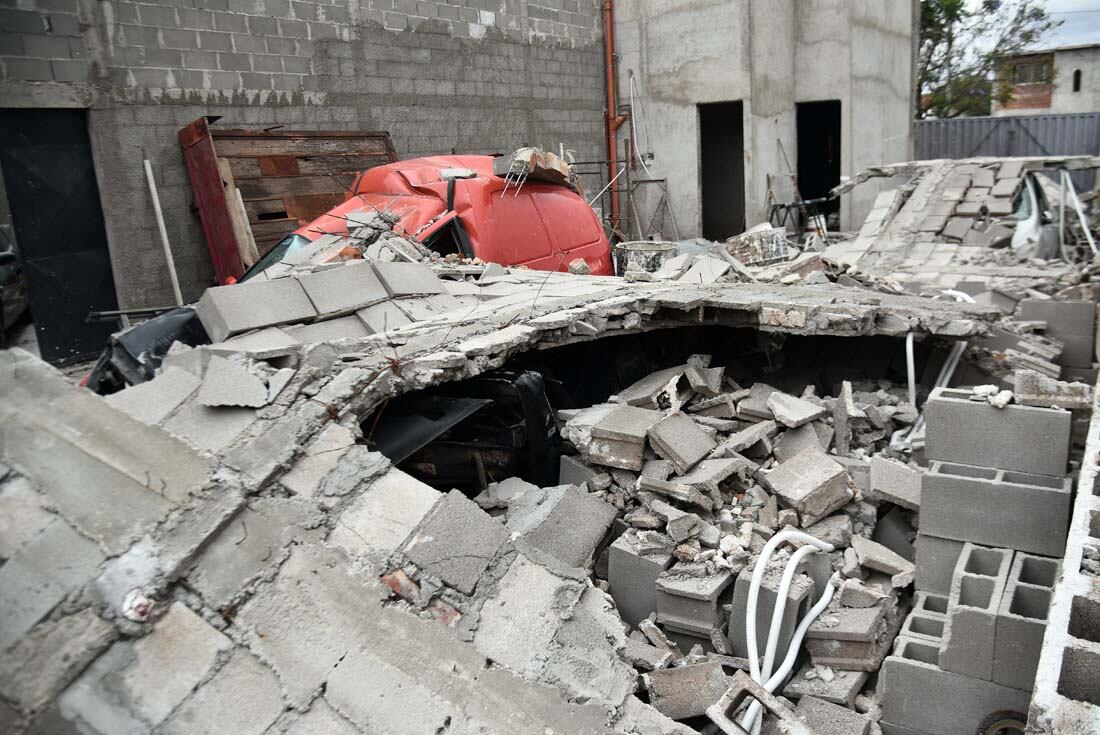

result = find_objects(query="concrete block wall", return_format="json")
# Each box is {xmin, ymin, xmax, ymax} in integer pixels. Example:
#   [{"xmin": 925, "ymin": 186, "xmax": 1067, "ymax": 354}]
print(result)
[
  {"xmin": 0, "ymin": 0, "xmax": 606, "ymax": 309},
  {"xmin": 1027, "ymin": 374, "xmax": 1100, "ymax": 732}
]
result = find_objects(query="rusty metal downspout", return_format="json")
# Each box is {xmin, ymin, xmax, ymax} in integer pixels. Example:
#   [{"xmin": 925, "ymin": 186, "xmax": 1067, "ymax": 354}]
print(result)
[{"xmin": 603, "ymin": 0, "xmax": 626, "ymax": 238}]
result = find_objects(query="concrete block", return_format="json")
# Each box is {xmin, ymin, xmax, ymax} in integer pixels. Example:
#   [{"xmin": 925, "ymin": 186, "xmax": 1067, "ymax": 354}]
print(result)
[
  {"xmin": 773, "ymin": 422, "xmax": 825, "ymax": 462},
  {"xmin": 923, "ymin": 460, "xmax": 1072, "ymax": 557},
  {"xmin": 285, "ymin": 315, "xmax": 371, "ymax": 344},
  {"xmin": 160, "ymin": 649, "xmax": 283, "ymax": 735},
  {"xmin": 993, "ymin": 552, "xmax": 1057, "ymax": 690},
  {"xmin": 767, "ymin": 392, "xmax": 826, "ymax": 427},
  {"xmin": 1017, "ymin": 298, "xmax": 1095, "ymax": 368},
  {"xmin": 329, "ymin": 468, "xmax": 440, "ymax": 563},
  {"xmin": 104, "ymin": 366, "xmax": 200, "ymax": 426},
  {"xmin": 655, "ymin": 567, "xmax": 734, "ymax": 634},
  {"xmin": 356, "ymin": 299, "xmax": 413, "ymax": 333},
  {"xmin": 832, "ymin": 455, "xmax": 870, "ymax": 492},
  {"xmin": 793, "ymin": 695, "xmax": 871, "ymax": 735},
  {"xmin": 914, "ymin": 533, "xmax": 964, "ymax": 596},
  {"xmin": 161, "ymin": 399, "xmax": 257, "ymax": 453},
  {"xmin": 711, "ymin": 420, "xmax": 778, "ymax": 457},
  {"xmin": 781, "ymin": 661, "xmax": 868, "ymax": 708},
  {"xmin": 279, "ymin": 423, "xmax": 356, "ymax": 497},
  {"xmin": 505, "ymin": 484, "xmax": 617, "ymax": 568},
  {"xmin": 402, "ymin": 489, "xmax": 509, "ymax": 594},
  {"xmin": 1013, "ymin": 369, "xmax": 1093, "ymax": 410},
  {"xmin": 588, "ymin": 404, "xmax": 662, "ymax": 470},
  {"xmin": 209, "ymin": 326, "xmax": 301, "ymax": 359},
  {"xmin": 851, "ymin": 535, "xmax": 915, "ymax": 581},
  {"xmin": 0, "ymin": 519, "xmax": 105, "ymax": 651},
  {"xmin": 880, "ymin": 637, "xmax": 1030, "ymax": 735},
  {"xmin": 0, "ymin": 474, "xmax": 55, "ymax": 560},
  {"xmin": 647, "ymin": 412, "xmax": 716, "ymax": 474},
  {"xmin": 59, "ymin": 603, "xmax": 232, "ymax": 730},
  {"xmin": 186, "ymin": 497, "xmax": 324, "ymax": 610},
  {"xmin": 558, "ymin": 454, "xmax": 604, "ymax": 488},
  {"xmin": 898, "ymin": 607, "xmax": 946, "ymax": 645},
  {"xmin": 195, "ymin": 277, "xmax": 317, "ymax": 342},
  {"xmin": 235, "ymin": 545, "xmax": 386, "ymax": 709},
  {"xmin": 806, "ymin": 595, "xmax": 902, "ymax": 671},
  {"xmin": 644, "ymin": 661, "xmax": 729, "ymax": 720},
  {"xmin": 939, "ymin": 543, "xmax": 1012, "ymax": 681},
  {"xmin": 197, "ymin": 354, "xmax": 269, "ymax": 408},
  {"xmin": 868, "ymin": 456, "xmax": 921, "ymax": 511},
  {"xmin": 0, "ymin": 608, "xmax": 115, "ymax": 716},
  {"xmin": 760, "ymin": 448, "xmax": 853, "ymax": 526},
  {"xmin": 924, "ymin": 386, "xmax": 1071, "ymax": 477},
  {"xmin": 296, "ymin": 261, "xmax": 389, "ymax": 316},
  {"xmin": 371, "ymin": 261, "xmax": 446, "ymax": 296},
  {"xmin": 608, "ymin": 530, "xmax": 674, "ymax": 627},
  {"xmin": 615, "ymin": 365, "xmax": 685, "ymax": 408},
  {"xmin": 727, "ymin": 561, "xmax": 814, "ymax": 658}
]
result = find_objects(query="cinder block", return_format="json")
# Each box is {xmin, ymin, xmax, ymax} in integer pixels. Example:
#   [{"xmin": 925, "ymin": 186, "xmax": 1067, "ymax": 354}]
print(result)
[
  {"xmin": 880, "ymin": 637, "xmax": 1030, "ymax": 735},
  {"xmin": 805, "ymin": 595, "xmax": 903, "ymax": 672},
  {"xmin": 655, "ymin": 567, "xmax": 733, "ymax": 635},
  {"xmin": 1017, "ymin": 299, "xmax": 1095, "ymax": 368},
  {"xmin": 924, "ymin": 386, "xmax": 1070, "ymax": 477},
  {"xmin": 195, "ymin": 278, "xmax": 317, "ymax": 342},
  {"xmin": 371, "ymin": 261, "xmax": 446, "ymax": 296},
  {"xmin": 505, "ymin": 485, "xmax": 617, "ymax": 569},
  {"xmin": 588, "ymin": 405, "xmax": 662, "ymax": 471},
  {"xmin": 993, "ymin": 552, "xmax": 1058, "ymax": 691},
  {"xmin": 938, "ymin": 544, "xmax": 1012, "ymax": 681},
  {"xmin": 899, "ymin": 608, "xmax": 946, "ymax": 646},
  {"xmin": 922, "ymin": 461, "xmax": 1072, "ymax": 557},
  {"xmin": 608, "ymin": 531, "xmax": 674, "ymax": 628},
  {"xmin": 914, "ymin": 534, "xmax": 964, "ymax": 596},
  {"xmin": 295, "ymin": 261, "xmax": 389, "ymax": 317},
  {"xmin": 727, "ymin": 562, "xmax": 814, "ymax": 658}
]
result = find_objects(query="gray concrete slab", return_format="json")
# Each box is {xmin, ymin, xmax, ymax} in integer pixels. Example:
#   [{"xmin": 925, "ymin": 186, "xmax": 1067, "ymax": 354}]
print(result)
[{"xmin": 401, "ymin": 490, "xmax": 508, "ymax": 594}]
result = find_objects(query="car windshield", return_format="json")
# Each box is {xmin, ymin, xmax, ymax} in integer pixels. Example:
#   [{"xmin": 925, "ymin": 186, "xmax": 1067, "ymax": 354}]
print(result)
[{"xmin": 240, "ymin": 234, "xmax": 312, "ymax": 282}]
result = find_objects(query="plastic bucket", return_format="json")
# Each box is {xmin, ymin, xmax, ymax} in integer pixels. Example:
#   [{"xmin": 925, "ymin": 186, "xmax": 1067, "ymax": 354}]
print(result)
[{"xmin": 613, "ymin": 240, "xmax": 678, "ymax": 276}]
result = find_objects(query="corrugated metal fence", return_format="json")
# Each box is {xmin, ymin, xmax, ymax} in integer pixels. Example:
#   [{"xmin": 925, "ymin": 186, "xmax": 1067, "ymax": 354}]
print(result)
[{"xmin": 916, "ymin": 112, "xmax": 1100, "ymax": 188}]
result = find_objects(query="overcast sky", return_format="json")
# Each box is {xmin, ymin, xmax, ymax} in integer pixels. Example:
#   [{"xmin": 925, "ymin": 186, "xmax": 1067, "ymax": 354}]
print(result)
[{"xmin": 1031, "ymin": 0, "xmax": 1100, "ymax": 47}]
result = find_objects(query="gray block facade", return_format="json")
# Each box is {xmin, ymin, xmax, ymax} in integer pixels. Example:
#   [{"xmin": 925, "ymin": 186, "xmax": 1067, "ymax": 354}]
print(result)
[
  {"xmin": 994, "ymin": 552, "xmax": 1058, "ymax": 691},
  {"xmin": 0, "ymin": 0, "xmax": 606, "ymax": 310},
  {"xmin": 923, "ymin": 387, "xmax": 1071, "ymax": 477},
  {"xmin": 922, "ymin": 460, "xmax": 1073, "ymax": 557}
]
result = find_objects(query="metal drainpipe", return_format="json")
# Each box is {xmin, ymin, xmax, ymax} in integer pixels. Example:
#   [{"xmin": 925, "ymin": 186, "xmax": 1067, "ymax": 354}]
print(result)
[{"xmin": 603, "ymin": 0, "xmax": 626, "ymax": 237}]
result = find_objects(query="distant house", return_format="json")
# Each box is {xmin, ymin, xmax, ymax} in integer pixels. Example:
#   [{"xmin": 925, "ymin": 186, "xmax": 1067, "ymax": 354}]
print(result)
[{"xmin": 993, "ymin": 43, "xmax": 1100, "ymax": 116}]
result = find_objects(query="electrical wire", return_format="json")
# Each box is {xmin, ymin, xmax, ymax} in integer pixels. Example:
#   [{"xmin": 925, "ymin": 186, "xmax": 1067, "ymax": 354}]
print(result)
[{"xmin": 628, "ymin": 72, "xmax": 653, "ymax": 178}]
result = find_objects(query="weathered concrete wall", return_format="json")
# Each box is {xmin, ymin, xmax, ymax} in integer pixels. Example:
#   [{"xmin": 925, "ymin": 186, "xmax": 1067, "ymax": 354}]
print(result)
[
  {"xmin": 615, "ymin": 0, "xmax": 915, "ymax": 236},
  {"xmin": 0, "ymin": 0, "xmax": 606, "ymax": 308},
  {"xmin": 1051, "ymin": 46, "xmax": 1100, "ymax": 115}
]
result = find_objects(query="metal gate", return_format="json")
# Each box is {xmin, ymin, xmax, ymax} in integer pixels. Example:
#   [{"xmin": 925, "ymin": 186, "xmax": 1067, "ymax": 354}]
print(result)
[
  {"xmin": 915, "ymin": 112, "xmax": 1100, "ymax": 189},
  {"xmin": 0, "ymin": 109, "xmax": 119, "ymax": 365}
]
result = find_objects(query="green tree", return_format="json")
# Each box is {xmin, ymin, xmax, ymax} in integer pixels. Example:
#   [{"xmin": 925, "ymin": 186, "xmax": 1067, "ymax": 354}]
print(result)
[{"xmin": 918, "ymin": 0, "xmax": 1060, "ymax": 118}]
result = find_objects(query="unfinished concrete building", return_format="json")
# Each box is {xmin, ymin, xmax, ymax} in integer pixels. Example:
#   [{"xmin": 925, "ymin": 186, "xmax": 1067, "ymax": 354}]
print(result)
[{"xmin": 613, "ymin": 0, "xmax": 917, "ymax": 239}]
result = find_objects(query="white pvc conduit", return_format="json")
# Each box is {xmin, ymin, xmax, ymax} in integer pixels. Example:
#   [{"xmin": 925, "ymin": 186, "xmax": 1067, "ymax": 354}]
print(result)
[{"xmin": 741, "ymin": 529, "xmax": 835, "ymax": 733}]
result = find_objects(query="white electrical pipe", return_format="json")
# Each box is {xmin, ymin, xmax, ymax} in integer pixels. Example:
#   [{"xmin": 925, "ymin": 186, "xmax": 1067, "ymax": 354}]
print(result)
[
  {"xmin": 740, "ymin": 573, "xmax": 841, "ymax": 732},
  {"xmin": 761, "ymin": 542, "xmax": 832, "ymax": 681},
  {"xmin": 905, "ymin": 332, "xmax": 916, "ymax": 410},
  {"xmin": 144, "ymin": 159, "xmax": 183, "ymax": 307}
]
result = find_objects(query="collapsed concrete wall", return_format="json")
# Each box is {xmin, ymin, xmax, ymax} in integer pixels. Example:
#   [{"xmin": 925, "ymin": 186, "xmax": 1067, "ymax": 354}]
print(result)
[{"xmin": 0, "ymin": 0, "xmax": 606, "ymax": 308}]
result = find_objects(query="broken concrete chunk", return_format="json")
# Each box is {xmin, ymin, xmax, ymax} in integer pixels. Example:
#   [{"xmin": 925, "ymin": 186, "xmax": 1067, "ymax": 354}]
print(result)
[
  {"xmin": 850, "ymin": 535, "xmax": 915, "ymax": 583},
  {"xmin": 104, "ymin": 366, "xmax": 201, "ymax": 426},
  {"xmin": 195, "ymin": 277, "xmax": 317, "ymax": 343},
  {"xmin": 647, "ymin": 412, "xmax": 716, "ymax": 474},
  {"xmin": 505, "ymin": 485, "xmax": 618, "ymax": 568},
  {"xmin": 794, "ymin": 694, "xmax": 871, "ymax": 735},
  {"xmin": 760, "ymin": 448, "xmax": 853, "ymax": 526},
  {"xmin": 401, "ymin": 490, "xmax": 508, "ymax": 594},
  {"xmin": 588, "ymin": 405, "xmax": 663, "ymax": 471},
  {"xmin": 773, "ymin": 422, "xmax": 825, "ymax": 462},
  {"xmin": 296, "ymin": 260, "xmax": 390, "ymax": 316},
  {"xmin": 1013, "ymin": 369, "xmax": 1093, "ymax": 410},
  {"xmin": 637, "ymin": 476, "xmax": 711, "ymax": 510},
  {"xmin": 867, "ymin": 456, "xmax": 921, "ymax": 511},
  {"xmin": 711, "ymin": 420, "xmax": 778, "ymax": 458},
  {"xmin": 473, "ymin": 476, "xmax": 537, "ymax": 510},
  {"xmin": 208, "ymin": 326, "xmax": 301, "ymax": 360},
  {"xmin": 838, "ymin": 578, "xmax": 888, "ymax": 609},
  {"xmin": 767, "ymin": 392, "xmax": 827, "ymax": 428},
  {"xmin": 644, "ymin": 661, "xmax": 729, "ymax": 721},
  {"xmin": 196, "ymin": 356, "xmax": 269, "ymax": 409},
  {"xmin": 738, "ymin": 383, "xmax": 778, "ymax": 420},
  {"xmin": 370, "ymin": 261, "xmax": 446, "ymax": 296},
  {"xmin": 616, "ymin": 365, "xmax": 686, "ymax": 408}
]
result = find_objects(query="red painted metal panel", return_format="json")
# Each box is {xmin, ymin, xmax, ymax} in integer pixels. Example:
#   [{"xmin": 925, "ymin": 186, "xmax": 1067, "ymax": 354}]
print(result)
[{"xmin": 178, "ymin": 117, "xmax": 244, "ymax": 285}]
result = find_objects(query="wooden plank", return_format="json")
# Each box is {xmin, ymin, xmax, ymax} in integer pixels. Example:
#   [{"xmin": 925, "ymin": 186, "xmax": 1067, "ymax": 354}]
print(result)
[
  {"xmin": 259, "ymin": 155, "xmax": 300, "ymax": 176},
  {"xmin": 238, "ymin": 174, "xmax": 355, "ymax": 199},
  {"xmin": 212, "ymin": 137, "xmax": 393, "ymax": 158},
  {"xmin": 216, "ymin": 158, "xmax": 259, "ymax": 267},
  {"xmin": 225, "ymin": 153, "xmax": 392, "ymax": 180}
]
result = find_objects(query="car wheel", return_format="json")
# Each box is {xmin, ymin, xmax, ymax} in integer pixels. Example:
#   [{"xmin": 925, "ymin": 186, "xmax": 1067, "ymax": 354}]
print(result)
[{"xmin": 976, "ymin": 710, "xmax": 1026, "ymax": 735}]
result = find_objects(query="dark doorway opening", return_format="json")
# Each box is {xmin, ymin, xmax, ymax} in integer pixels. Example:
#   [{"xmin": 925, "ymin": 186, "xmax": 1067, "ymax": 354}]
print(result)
[
  {"xmin": 795, "ymin": 100, "xmax": 842, "ymax": 220},
  {"xmin": 0, "ymin": 109, "xmax": 119, "ymax": 365},
  {"xmin": 698, "ymin": 101, "xmax": 745, "ymax": 240}
]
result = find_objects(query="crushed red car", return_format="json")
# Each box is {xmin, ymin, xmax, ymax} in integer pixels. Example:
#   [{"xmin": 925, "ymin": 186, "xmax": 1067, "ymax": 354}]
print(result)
[{"xmin": 292, "ymin": 154, "xmax": 613, "ymax": 276}]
